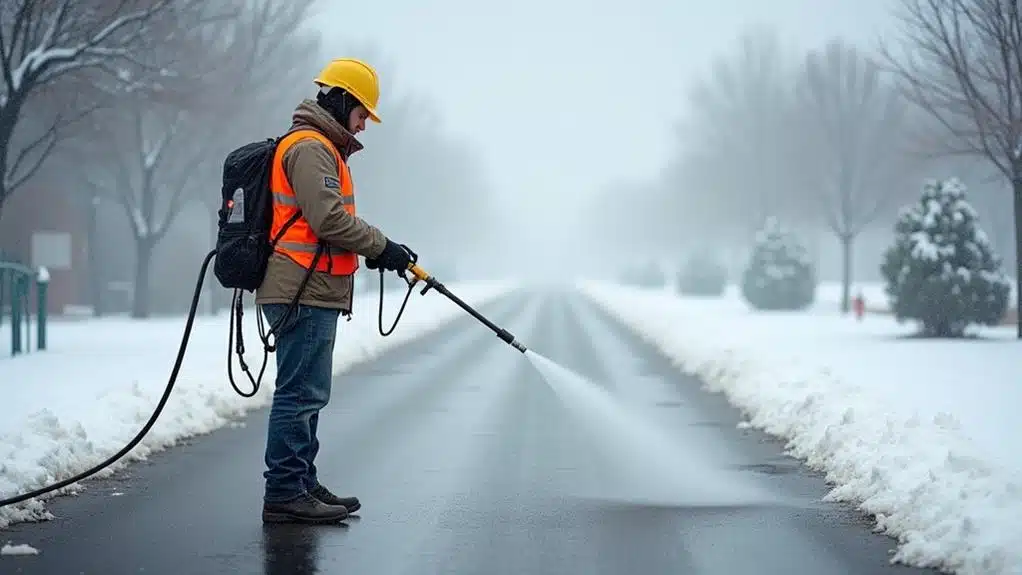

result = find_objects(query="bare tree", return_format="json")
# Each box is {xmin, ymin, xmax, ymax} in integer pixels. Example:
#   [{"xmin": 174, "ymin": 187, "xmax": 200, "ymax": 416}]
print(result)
[
  {"xmin": 111, "ymin": 105, "xmax": 215, "ymax": 318},
  {"xmin": 796, "ymin": 39, "xmax": 911, "ymax": 312},
  {"xmin": 0, "ymin": 0, "xmax": 175, "ymax": 223},
  {"xmin": 675, "ymin": 27, "xmax": 808, "ymax": 236},
  {"xmin": 65, "ymin": 0, "xmax": 320, "ymax": 318},
  {"xmin": 880, "ymin": 0, "xmax": 1022, "ymax": 336},
  {"xmin": 74, "ymin": 2, "xmax": 236, "ymax": 318}
]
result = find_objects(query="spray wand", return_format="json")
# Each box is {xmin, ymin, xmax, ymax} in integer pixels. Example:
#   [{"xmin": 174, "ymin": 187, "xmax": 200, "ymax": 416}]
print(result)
[{"xmin": 404, "ymin": 262, "xmax": 527, "ymax": 353}]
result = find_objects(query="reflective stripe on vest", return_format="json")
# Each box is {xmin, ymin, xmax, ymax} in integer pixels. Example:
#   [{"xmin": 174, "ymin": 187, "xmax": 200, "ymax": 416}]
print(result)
[{"xmin": 269, "ymin": 129, "xmax": 358, "ymax": 275}]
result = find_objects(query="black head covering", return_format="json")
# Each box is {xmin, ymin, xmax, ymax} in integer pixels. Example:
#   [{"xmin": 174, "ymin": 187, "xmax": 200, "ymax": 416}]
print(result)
[{"xmin": 316, "ymin": 87, "xmax": 360, "ymax": 132}]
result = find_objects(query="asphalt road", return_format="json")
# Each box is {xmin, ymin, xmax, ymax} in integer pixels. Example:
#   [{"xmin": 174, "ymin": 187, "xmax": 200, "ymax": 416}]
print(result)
[{"xmin": 2, "ymin": 289, "xmax": 932, "ymax": 575}]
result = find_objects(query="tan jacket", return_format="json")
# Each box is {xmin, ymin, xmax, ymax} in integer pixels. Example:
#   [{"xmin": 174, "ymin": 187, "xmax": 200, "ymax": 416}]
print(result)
[{"xmin": 255, "ymin": 99, "xmax": 388, "ymax": 314}]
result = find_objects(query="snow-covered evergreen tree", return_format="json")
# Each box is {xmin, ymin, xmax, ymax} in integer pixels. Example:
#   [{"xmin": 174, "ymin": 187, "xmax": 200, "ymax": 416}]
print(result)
[
  {"xmin": 741, "ymin": 217, "xmax": 816, "ymax": 310},
  {"xmin": 880, "ymin": 177, "xmax": 1011, "ymax": 337}
]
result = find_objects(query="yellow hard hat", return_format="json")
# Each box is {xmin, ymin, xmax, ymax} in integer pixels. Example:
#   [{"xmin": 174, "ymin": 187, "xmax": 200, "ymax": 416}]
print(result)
[{"xmin": 314, "ymin": 58, "xmax": 382, "ymax": 123}]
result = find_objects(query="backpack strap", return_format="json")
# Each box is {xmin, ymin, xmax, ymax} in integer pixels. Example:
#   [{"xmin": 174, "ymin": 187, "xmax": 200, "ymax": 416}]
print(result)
[{"xmin": 271, "ymin": 211, "xmax": 302, "ymax": 248}]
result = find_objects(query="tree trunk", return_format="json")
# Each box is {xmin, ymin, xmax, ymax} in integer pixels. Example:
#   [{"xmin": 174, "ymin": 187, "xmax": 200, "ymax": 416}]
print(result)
[
  {"xmin": 840, "ymin": 233, "xmax": 854, "ymax": 314},
  {"xmin": 1014, "ymin": 173, "xmax": 1022, "ymax": 338},
  {"xmin": 87, "ymin": 198, "xmax": 105, "ymax": 317},
  {"xmin": 132, "ymin": 239, "xmax": 153, "ymax": 319},
  {"xmin": 0, "ymin": 92, "xmax": 28, "ymax": 223}
]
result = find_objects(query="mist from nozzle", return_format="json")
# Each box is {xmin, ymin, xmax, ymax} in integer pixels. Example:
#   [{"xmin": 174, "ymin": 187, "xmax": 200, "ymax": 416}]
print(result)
[{"xmin": 523, "ymin": 349, "xmax": 776, "ymax": 508}]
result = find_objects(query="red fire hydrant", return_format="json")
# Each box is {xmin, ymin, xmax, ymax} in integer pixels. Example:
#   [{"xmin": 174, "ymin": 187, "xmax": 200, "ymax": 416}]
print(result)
[{"xmin": 852, "ymin": 292, "xmax": 865, "ymax": 321}]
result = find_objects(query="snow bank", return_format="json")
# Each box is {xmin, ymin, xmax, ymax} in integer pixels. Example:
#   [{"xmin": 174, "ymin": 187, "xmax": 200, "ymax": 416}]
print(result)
[
  {"xmin": 0, "ymin": 281, "xmax": 516, "ymax": 529},
  {"xmin": 578, "ymin": 281, "xmax": 1022, "ymax": 575}
]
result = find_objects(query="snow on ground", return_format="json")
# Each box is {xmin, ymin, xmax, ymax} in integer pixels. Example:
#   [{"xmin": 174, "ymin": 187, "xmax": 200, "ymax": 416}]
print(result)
[
  {"xmin": 0, "ymin": 542, "xmax": 39, "ymax": 556},
  {"xmin": 0, "ymin": 281, "xmax": 516, "ymax": 530},
  {"xmin": 578, "ymin": 280, "xmax": 1022, "ymax": 575}
]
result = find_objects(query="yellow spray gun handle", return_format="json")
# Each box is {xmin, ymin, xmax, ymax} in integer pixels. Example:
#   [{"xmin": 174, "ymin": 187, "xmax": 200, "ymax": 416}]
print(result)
[{"xmin": 407, "ymin": 263, "xmax": 431, "ymax": 282}]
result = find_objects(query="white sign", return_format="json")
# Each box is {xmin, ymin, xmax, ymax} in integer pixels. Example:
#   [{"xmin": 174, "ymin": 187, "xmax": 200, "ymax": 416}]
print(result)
[{"xmin": 31, "ymin": 231, "xmax": 71, "ymax": 271}]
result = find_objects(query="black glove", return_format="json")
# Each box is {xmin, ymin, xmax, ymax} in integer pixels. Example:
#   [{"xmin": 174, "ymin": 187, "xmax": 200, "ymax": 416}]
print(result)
[{"xmin": 374, "ymin": 239, "xmax": 415, "ymax": 272}]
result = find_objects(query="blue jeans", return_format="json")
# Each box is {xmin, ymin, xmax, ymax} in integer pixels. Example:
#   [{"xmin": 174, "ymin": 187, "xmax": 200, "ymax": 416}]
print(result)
[{"xmin": 260, "ymin": 303, "xmax": 340, "ymax": 503}]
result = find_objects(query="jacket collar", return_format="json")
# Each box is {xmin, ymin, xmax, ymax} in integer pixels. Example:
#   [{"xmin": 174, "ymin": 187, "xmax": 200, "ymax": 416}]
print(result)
[{"xmin": 288, "ymin": 99, "xmax": 364, "ymax": 160}]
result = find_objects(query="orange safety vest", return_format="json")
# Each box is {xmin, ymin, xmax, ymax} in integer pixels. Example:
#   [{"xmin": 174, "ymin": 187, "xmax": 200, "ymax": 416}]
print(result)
[{"xmin": 269, "ymin": 129, "xmax": 358, "ymax": 275}]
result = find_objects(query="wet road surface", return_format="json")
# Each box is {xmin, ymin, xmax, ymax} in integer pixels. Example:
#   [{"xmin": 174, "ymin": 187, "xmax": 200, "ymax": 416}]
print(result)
[{"xmin": 2, "ymin": 289, "xmax": 931, "ymax": 574}]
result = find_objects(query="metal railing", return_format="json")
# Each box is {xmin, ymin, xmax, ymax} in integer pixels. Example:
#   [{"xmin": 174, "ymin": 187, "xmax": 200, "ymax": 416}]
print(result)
[{"xmin": 0, "ymin": 260, "xmax": 49, "ymax": 356}]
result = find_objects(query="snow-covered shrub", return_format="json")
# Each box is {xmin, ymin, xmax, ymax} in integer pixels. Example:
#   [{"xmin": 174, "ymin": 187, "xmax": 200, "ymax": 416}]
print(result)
[
  {"xmin": 880, "ymin": 177, "xmax": 1011, "ymax": 337},
  {"xmin": 678, "ymin": 252, "xmax": 728, "ymax": 296},
  {"xmin": 740, "ymin": 217, "xmax": 816, "ymax": 310}
]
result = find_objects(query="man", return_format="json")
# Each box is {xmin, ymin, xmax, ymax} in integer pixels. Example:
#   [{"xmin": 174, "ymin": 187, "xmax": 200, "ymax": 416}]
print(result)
[{"xmin": 257, "ymin": 58, "xmax": 414, "ymax": 524}]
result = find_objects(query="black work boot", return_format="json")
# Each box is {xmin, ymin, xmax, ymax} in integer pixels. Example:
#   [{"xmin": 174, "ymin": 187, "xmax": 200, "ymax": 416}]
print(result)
[
  {"xmin": 262, "ymin": 492, "xmax": 349, "ymax": 524},
  {"xmin": 310, "ymin": 484, "xmax": 361, "ymax": 513}
]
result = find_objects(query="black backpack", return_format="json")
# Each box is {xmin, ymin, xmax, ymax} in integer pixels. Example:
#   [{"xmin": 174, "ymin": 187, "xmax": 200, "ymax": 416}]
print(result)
[
  {"xmin": 214, "ymin": 137, "xmax": 288, "ymax": 291},
  {"xmin": 212, "ymin": 136, "xmax": 324, "ymax": 398}
]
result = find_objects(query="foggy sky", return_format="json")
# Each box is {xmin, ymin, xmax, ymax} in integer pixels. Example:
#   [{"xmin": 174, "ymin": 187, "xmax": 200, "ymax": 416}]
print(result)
[{"xmin": 318, "ymin": 0, "xmax": 894, "ymax": 225}]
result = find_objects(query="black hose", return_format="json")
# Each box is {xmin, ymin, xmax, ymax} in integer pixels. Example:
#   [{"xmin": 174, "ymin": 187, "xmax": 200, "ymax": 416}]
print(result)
[
  {"xmin": 0, "ymin": 253, "xmax": 486, "ymax": 510},
  {"xmin": 0, "ymin": 249, "xmax": 218, "ymax": 508},
  {"xmin": 0, "ymin": 252, "xmax": 418, "ymax": 510},
  {"xmin": 225, "ymin": 244, "xmax": 324, "ymax": 398},
  {"xmin": 376, "ymin": 269, "xmax": 416, "ymax": 337}
]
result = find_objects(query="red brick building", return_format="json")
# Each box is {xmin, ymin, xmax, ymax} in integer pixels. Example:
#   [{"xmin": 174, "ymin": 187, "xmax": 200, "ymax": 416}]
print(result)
[{"xmin": 0, "ymin": 184, "xmax": 89, "ymax": 315}]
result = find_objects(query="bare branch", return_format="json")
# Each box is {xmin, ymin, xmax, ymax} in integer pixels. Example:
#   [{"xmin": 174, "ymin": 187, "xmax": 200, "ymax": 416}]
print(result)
[
  {"xmin": 4, "ymin": 130, "xmax": 55, "ymax": 192},
  {"xmin": 0, "ymin": 0, "xmax": 186, "ymax": 217},
  {"xmin": 879, "ymin": 0, "xmax": 1022, "ymax": 179},
  {"xmin": 4, "ymin": 99, "xmax": 97, "ymax": 193},
  {"xmin": 5, "ymin": 112, "xmax": 58, "ymax": 182}
]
